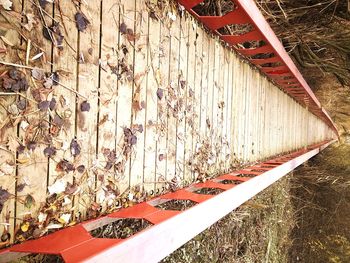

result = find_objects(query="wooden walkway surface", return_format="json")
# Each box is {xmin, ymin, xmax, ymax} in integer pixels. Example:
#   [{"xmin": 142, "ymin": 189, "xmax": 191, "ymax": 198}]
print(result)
[{"xmin": 0, "ymin": 0, "xmax": 333, "ymax": 246}]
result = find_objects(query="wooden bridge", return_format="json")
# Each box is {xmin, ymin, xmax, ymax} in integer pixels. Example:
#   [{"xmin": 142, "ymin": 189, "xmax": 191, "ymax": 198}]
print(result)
[{"xmin": 0, "ymin": 0, "xmax": 337, "ymax": 261}]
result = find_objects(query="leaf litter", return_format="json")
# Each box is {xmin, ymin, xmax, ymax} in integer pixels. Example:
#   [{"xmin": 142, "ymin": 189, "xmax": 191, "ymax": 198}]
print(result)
[{"xmin": 0, "ymin": 0, "xmax": 237, "ymax": 252}]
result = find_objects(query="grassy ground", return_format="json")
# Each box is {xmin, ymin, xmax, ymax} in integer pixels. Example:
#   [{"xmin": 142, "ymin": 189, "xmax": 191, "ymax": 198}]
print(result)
[
  {"xmin": 289, "ymin": 144, "xmax": 350, "ymax": 263},
  {"xmin": 162, "ymin": 176, "xmax": 294, "ymax": 263}
]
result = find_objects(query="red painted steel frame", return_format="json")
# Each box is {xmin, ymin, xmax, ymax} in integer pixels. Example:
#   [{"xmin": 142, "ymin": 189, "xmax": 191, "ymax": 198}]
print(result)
[
  {"xmin": 0, "ymin": 140, "xmax": 335, "ymax": 262},
  {"xmin": 178, "ymin": 0, "xmax": 338, "ymax": 136}
]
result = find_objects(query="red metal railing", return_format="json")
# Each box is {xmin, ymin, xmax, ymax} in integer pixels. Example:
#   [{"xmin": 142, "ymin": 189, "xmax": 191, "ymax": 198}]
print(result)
[
  {"xmin": 0, "ymin": 140, "xmax": 335, "ymax": 262},
  {"xmin": 179, "ymin": 0, "xmax": 338, "ymax": 136}
]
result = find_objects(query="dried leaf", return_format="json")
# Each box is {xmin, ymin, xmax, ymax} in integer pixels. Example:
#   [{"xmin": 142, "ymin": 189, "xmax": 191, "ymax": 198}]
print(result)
[
  {"xmin": 24, "ymin": 13, "xmax": 36, "ymax": 31},
  {"xmin": 56, "ymin": 160, "xmax": 75, "ymax": 173},
  {"xmin": 16, "ymin": 145, "xmax": 25, "ymax": 154},
  {"xmin": 38, "ymin": 100, "xmax": 50, "ymax": 111},
  {"xmin": 16, "ymin": 99, "xmax": 27, "ymax": 111},
  {"xmin": 157, "ymin": 88, "xmax": 163, "ymax": 100},
  {"xmin": 31, "ymin": 52, "xmax": 44, "ymax": 61},
  {"xmin": 26, "ymin": 141, "xmax": 36, "ymax": 151},
  {"xmin": 168, "ymin": 12, "xmax": 177, "ymax": 21},
  {"xmin": 136, "ymin": 124, "xmax": 143, "ymax": 133},
  {"xmin": 80, "ymin": 101, "xmax": 90, "ymax": 112},
  {"xmin": 70, "ymin": 139, "xmax": 81, "ymax": 157},
  {"xmin": 0, "ymin": 162, "xmax": 14, "ymax": 176},
  {"xmin": 49, "ymin": 98, "xmax": 56, "ymax": 110},
  {"xmin": 31, "ymin": 68, "xmax": 45, "ymax": 80},
  {"xmin": 53, "ymin": 114, "xmax": 64, "ymax": 127},
  {"xmin": 158, "ymin": 154, "xmax": 165, "ymax": 161},
  {"xmin": 7, "ymin": 136, "xmax": 19, "ymax": 152},
  {"xmin": 75, "ymin": 12, "xmax": 90, "ymax": 32},
  {"xmin": 77, "ymin": 165, "xmax": 85, "ymax": 173},
  {"xmin": 0, "ymin": 187, "xmax": 10, "ymax": 213},
  {"xmin": 58, "ymin": 213, "xmax": 71, "ymax": 224},
  {"xmin": 16, "ymin": 183, "xmax": 26, "ymax": 192},
  {"xmin": 43, "ymin": 146, "xmax": 56, "ymax": 157},
  {"xmin": 7, "ymin": 103, "xmax": 19, "ymax": 115},
  {"xmin": 48, "ymin": 180, "xmax": 66, "ymax": 195},
  {"xmin": 46, "ymin": 223, "xmax": 63, "ymax": 229},
  {"xmin": 20, "ymin": 222, "xmax": 30, "ymax": 232},
  {"xmin": 0, "ymin": 0, "xmax": 12, "ymax": 10},
  {"xmin": 38, "ymin": 212, "xmax": 47, "ymax": 223},
  {"xmin": 24, "ymin": 194, "xmax": 34, "ymax": 209},
  {"xmin": 120, "ymin": 22, "xmax": 127, "ymax": 34},
  {"xmin": 0, "ymin": 35, "xmax": 14, "ymax": 46},
  {"xmin": 129, "ymin": 135, "xmax": 137, "ymax": 145},
  {"xmin": 39, "ymin": 0, "xmax": 48, "ymax": 8},
  {"xmin": 64, "ymin": 182, "xmax": 78, "ymax": 195},
  {"xmin": 44, "ymin": 77, "xmax": 53, "ymax": 89}
]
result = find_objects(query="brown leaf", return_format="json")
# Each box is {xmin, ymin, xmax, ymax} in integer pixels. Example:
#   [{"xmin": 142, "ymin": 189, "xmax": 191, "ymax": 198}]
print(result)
[
  {"xmin": 56, "ymin": 160, "xmax": 75, "ymax": 173},
  {"xmin": 77, "ymin": 165, "xmax": 85, "ymax": 173},
  {"xmin": 64, "ymin": 182, "xmax": 78, "ymax": 195}
]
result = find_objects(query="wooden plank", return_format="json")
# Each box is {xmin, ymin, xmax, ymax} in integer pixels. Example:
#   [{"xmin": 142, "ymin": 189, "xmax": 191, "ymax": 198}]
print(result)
[
  {"xmin": 75, "ymin": 0, "xmax": 101, "ymax": 218},
  {"xmin": 94, "ymin": 0, "xmax": 119, "ymax": 208},
  {"xmin": 143, "ymin": 7, "xmax": 161, "ymax": 193},
  {"xmin": 211, "ymin": 41, "xmax": 219, "ymax": 171},
  {"xmin": 199, "ymin": 32, "xmax": 209, "ymax": 142},
  {"xmin": 191, "ymin": 21, "xmax": 203, "ymax": 182},
  {"xmin": 175, "ymin": 14, "xmax": 189, "ymax": 181},
  {"xmin": 217, "ymin": 45, "xmax": 225, "ymax": 171},
  {"xmin": 0, "ymin": 0, "xmax": 22, "ymax": 245},
  {"xmin": 156, "ymin": 17, "xmax": 171, "ymax": 192},
  {"xmin": 167, "ymin": 14, "xmax": 181, "ymax": 182},
  {"xmin": 49, "ymin": 0, "xmax": 78, "ymax": 181},
  {"xmin": 231, "ymin": 55, "xmax": 239, "ymax": 161},
  {"xmin": 183, "ymin": 18, "xmax": 196, "ymax": 183},
  {"xmin": 230, "ymin": 52, "xmax": 237, "ymax": 164},
  {"xmin": 241, "ymin": 62, "xmax": 248, "ymax": 161},
  {"xmin": 223, "ymin": 51, "xmax": 230, "ymax": 170},
  {"xmin": 246, "ymin": 66, "xmax": 253, "ymax": 161},
  {"xmin": 256, "ymin": 72, "xmax": 262, "ymax": 159},
  {"xmin": 206, "ymin": 37, "xmax": 214, "ymax": 143},
  {"xmin": 15, "ymin": 0, "xmax": 54, "ymax": 235},
  {"xmin": 130, "ymin": 0, "xmax": 149, "ymax": 189},
  {"xmin": 114, "ymin": 1, "xmax": 135, "ymax": 194}
]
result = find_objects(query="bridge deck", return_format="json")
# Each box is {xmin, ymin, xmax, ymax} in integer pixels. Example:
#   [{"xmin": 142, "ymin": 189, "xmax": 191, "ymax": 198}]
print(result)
[{"xmin": 0, "ymin": 0, "xmax": 334, "ymax": 248}]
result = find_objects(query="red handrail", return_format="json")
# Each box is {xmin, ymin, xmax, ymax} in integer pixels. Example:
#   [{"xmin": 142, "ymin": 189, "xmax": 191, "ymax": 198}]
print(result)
[{"xmin": 179, "ymin": 0, "xmax": 338, "ymax": 136}]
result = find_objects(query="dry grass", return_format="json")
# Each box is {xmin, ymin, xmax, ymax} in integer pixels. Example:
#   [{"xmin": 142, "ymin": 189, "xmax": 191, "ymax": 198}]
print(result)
[
  {"xmin": 289, "ymin": 143, "xmax": 350, "ymax": 263},
  {"xmin": 162, "ymin": 176, "xmax": 294, "ymax": 263}
]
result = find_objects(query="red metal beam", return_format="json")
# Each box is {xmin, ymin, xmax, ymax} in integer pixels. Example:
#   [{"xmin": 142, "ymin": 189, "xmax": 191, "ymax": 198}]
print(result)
[{"xmin": 0, "ymin": 140, "xmax": 335, "ymax": 262}]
